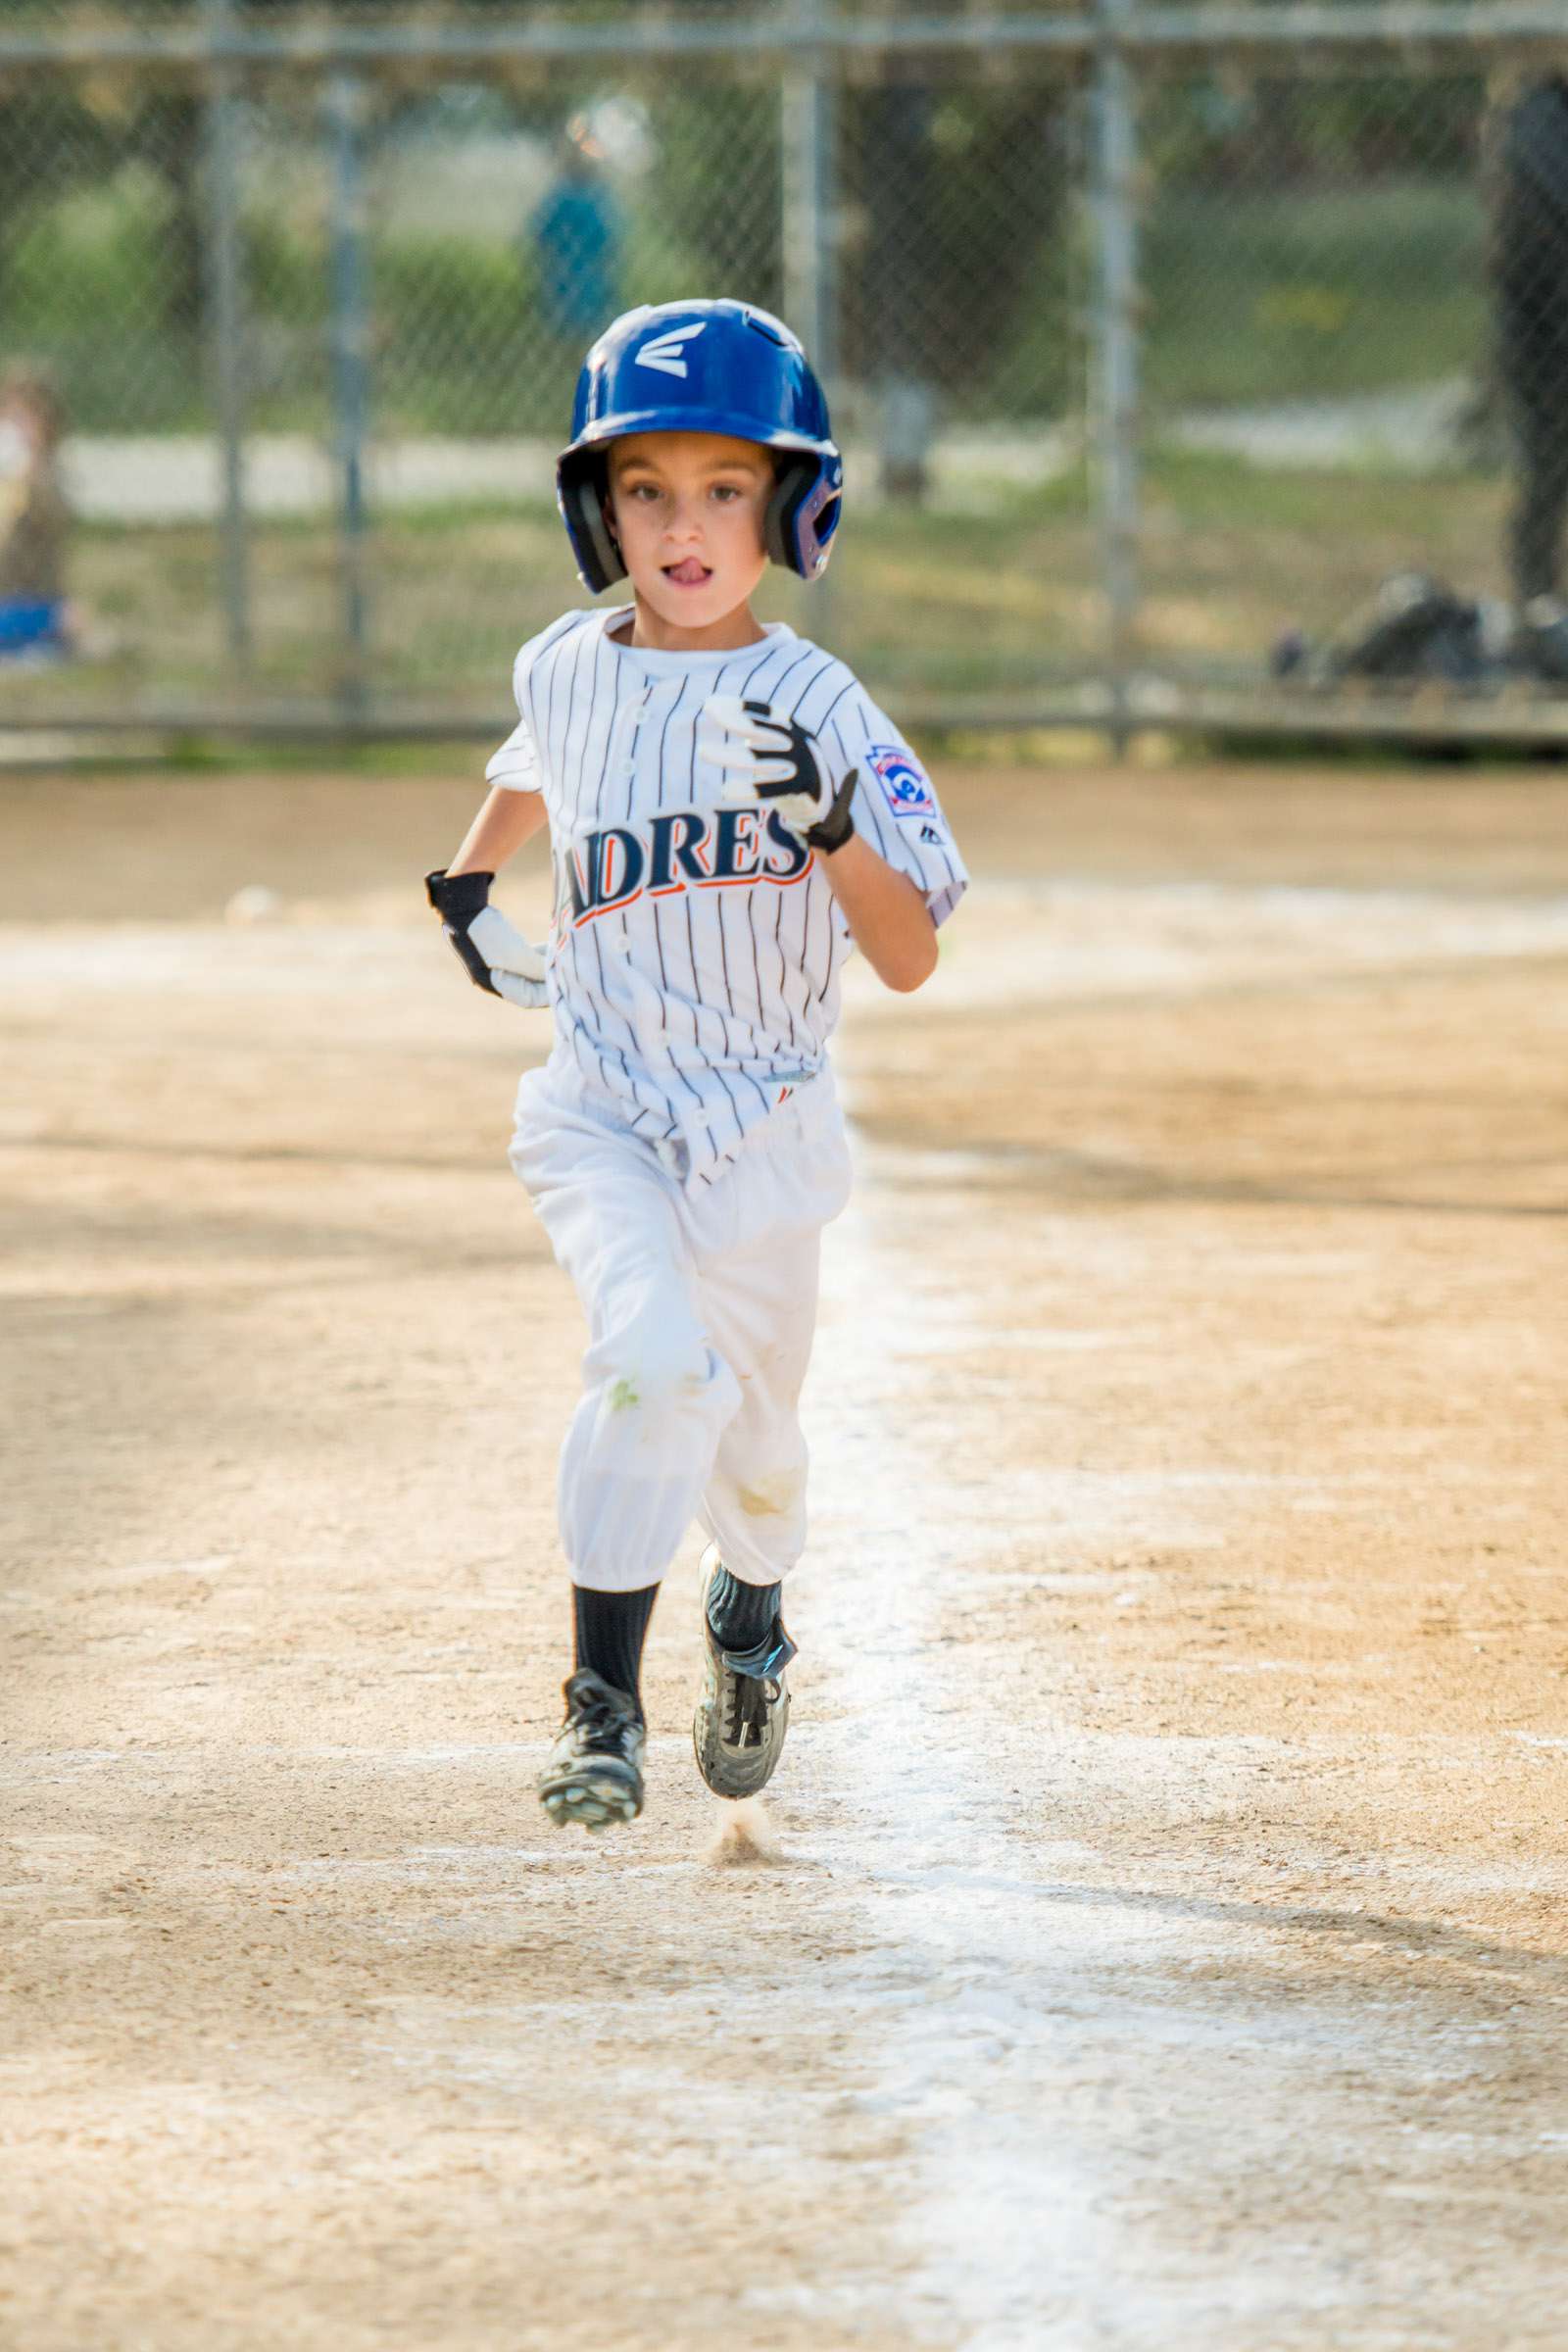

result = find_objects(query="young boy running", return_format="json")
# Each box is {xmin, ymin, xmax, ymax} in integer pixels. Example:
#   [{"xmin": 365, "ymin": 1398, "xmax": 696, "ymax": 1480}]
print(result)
[{"xmin": 426, "ymin": 298, "xmax": 966, "ymax": 1831}]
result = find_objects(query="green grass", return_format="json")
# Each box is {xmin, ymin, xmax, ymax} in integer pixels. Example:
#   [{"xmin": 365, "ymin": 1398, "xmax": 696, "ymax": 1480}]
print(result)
[
  {"xmin": 4, "ymin": 166, "xmax": 1489, "ymax": 433},
  {"xmin": 0, "ymin": 446, "xmax": 1513, "ymax": 729},
  {"xmin": 1144, "ymin": 182, "xmax": 1487, "ymax": 412},
  {"xmin": 1137, "ymin": 448, "xmax": 1508, "ymax": 678}
]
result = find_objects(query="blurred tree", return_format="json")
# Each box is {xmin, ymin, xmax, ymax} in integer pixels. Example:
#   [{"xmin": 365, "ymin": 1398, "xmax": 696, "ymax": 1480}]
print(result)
[
  {"xmin": 1, "ymin": 2, "xmax": 1071, "ymax": 435},
  {"xmin": 843, "ymin": 80, "xmax": 1067, "ymax": 395}
]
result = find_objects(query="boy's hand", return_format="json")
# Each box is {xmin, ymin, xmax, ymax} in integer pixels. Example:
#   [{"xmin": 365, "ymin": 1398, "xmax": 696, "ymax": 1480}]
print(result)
[
  {"xmin": 424, "ymin": 868, "xmax": 549, "ymax": 1008},
  {"xmin": 698, "ymin": 695, "xmax": 858, "ymax": 853}
]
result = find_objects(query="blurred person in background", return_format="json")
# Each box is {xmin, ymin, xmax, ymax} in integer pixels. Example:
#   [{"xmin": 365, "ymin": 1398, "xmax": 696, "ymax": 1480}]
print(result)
[
  {"xmin": 0, "ymin": 361, "xmax": 73, "ymax": 662},
  {"xmin": 1492, "ymin": 74, "xmax": 1568, "ymax": 683},
  {"xmin": 531, "ymin": 120, "xmax": 622, "ymax": 344}
]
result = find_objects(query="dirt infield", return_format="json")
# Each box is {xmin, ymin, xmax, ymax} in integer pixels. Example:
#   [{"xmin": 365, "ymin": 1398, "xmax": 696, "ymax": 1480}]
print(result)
[{"xmin": 4, "ymin": 760, "xmax": 1567, "ymax": 2349}]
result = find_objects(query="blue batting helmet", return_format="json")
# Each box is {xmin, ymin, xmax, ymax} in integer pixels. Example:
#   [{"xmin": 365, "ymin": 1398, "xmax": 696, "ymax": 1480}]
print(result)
[{"xmin": 556, "ymin": 298, "xmax": 843, "ymax": 593}]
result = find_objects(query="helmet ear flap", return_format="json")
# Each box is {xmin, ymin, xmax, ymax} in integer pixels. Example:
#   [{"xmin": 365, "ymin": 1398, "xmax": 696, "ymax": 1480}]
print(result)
[
  {"xmin": 764, "ymin": 459, "xmax": 814, "ymax": 574},
  {"xmin": 560, "ymin": 458, "xmax": 625, "ymax": 593},
  {"xmin": 765, "ymin": 456, "xmax": 841, "ymax": 580}
]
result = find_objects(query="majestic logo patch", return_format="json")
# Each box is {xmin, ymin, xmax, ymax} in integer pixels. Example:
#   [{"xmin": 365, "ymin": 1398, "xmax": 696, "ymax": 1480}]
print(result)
[
  {"xmin": 919, "ymin": 822, "xmax": 946, "ymax": 846},
  {"xmin": 635, "ymin": 323, "xmax": 707, "ymax": 379},
  {"xmin": 867, "ymin": 744, "xmax": 937, "ymax": 820}
]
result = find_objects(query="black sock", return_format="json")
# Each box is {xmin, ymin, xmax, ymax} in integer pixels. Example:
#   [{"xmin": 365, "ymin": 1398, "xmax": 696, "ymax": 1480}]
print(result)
[
  {"xmin": 706, "ymin": 1566, "xmax": 780, "ymax": 1652},
  {"xmin": 572, "ymin": 1584, "xmax": 658, "ymax": 1718}
]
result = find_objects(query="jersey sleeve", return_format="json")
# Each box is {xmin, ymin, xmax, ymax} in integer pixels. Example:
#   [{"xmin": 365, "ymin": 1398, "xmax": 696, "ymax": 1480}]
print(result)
[
  {"xmin": 484, "ymin": 614, "xmax": 580, "ymax": 793},
  {"xmin": 484, "ymin": 715, "xmax": 538, "ymax": 793},
  {"xmin": 483, "ymin": 642, "xmax": 543, "ymax": 793},
  {"xmin": 813, "ymin": 685, "xmax": 968, "ymax": 928}
]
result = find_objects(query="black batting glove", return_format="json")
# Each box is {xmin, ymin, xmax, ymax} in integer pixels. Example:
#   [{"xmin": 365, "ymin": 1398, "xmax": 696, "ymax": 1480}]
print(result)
[
  {"xmin": 426, "ymin": 866, "xmax": 500, "ymax": 995},
  {"xmin": 425, "ymin": 868, "xmax": 550, "ymax": 1007},
  {"xmin": 697, "ymin": 695, "xmax": 858, "ymax": 854}
]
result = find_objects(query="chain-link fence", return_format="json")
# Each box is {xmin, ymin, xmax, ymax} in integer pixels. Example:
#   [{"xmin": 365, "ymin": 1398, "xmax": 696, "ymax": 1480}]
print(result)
[{"xmin": 2, "ymin": 3, "xmax": 1567, "ymax": 742}]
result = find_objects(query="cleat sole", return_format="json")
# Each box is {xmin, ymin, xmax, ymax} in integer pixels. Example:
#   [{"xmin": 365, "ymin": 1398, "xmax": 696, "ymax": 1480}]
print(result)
[{"xmin": 538, "ymin": 1770, "xmax": 642, "ymax": 1832}]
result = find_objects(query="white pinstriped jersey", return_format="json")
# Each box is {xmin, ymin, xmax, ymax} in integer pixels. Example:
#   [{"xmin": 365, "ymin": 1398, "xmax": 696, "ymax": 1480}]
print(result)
[{"xmin": 485, "ymin": 605, "xmax": 967, "ymax": 1188}]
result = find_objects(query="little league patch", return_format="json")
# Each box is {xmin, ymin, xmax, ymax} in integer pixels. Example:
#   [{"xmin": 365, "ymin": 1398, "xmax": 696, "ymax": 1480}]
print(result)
[{"xmin": 866, "ymin": 744, "xmax": 938, "ymax": 820}]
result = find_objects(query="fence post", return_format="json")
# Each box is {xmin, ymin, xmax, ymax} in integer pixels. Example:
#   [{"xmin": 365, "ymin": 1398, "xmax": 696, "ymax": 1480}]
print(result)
[
  {"xmin": 781, "ymin": 0, "xmax": 836, "ymax": 383},
  {"xmin": 782, "ymin": 0, "xmax": 837, "ymax": 631},
  {"xmin": 202, "ymin": 0, "xmax": 250, "ymax": 673},
  {"xmin": 1090, "ymin": 0, "xmax": 1141, "ymax": 755},
  {"xmin": 326, "ymin": 69, "xmax": 371, "ymax": 717}
]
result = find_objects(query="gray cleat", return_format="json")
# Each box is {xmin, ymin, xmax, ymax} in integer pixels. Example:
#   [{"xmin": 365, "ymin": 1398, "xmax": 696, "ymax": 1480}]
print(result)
[
  {"xmin": 539, "ymin": 1668, "xmax": 645, "ymax": 1832},
  {"xmin": 693, "ymin": 1545, "xmax": 797, "ymax": 1801}
]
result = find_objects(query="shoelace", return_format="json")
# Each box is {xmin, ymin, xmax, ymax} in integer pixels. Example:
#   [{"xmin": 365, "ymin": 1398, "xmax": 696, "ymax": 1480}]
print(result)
[
  {"xmin": 570, "ymin": 1686, "xmax": 639, "ymax": 1755},
  {"xmin": 724, "ymin": 1669, "xmax": 781, "ymax": 1748}
]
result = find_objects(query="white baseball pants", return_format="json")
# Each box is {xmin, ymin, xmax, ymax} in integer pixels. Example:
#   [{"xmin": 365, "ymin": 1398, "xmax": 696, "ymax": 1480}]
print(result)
[{"xmin": 509, "ymin": 1059, "xmax": 854, "ymax": 1593}]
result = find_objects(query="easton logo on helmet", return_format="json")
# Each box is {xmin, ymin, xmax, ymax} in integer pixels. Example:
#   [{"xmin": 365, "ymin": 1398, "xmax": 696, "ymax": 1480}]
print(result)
[{"xmin": 636, "ymin": 323, "xmax": 707, "ymax": 379}]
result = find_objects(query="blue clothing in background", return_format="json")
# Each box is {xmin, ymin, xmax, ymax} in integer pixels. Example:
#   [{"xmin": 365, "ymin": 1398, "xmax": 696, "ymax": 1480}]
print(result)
[
  {"xmin": 0, "ymin": 598, "xmax": 66, "ymax": 655},
  {"xmin": 532, "ymin": 178, "xmax": 621, "ymax": 339}
]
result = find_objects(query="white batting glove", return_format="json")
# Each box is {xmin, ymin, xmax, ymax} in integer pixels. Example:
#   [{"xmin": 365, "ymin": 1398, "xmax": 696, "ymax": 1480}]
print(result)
[
  {"xmin": 698, "ymin": 694, "xmax": 858, "ymax": 853},
  {"xmin": 468, "ymin": 902, "xmax": 549, "ymax": 1007},
  {"xmin": 424, "ymin": 869, "xmax": 550, "ymax": 1009}
]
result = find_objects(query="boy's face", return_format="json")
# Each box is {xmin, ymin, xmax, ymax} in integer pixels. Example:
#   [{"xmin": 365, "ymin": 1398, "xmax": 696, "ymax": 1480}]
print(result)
[{"xmin": 606, "ymin": 432, "xmax": 772, "ymax": 640}]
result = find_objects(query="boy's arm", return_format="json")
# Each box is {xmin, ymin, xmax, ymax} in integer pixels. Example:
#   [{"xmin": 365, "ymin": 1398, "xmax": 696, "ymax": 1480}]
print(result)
[
  {"xmin": 697, "ymin": 695, "xmax": 950, "ymax": 995},
  {"xmin": 426, "ymin": 785, "xmax": 552, "ymax": 1007},
  {"xmin": 817, "ymin": 834, "xmax": 938, "ymax": 994},
  {"xmin": 445, "ymin": 783, "xmax": 549, "ymax": 877}
]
